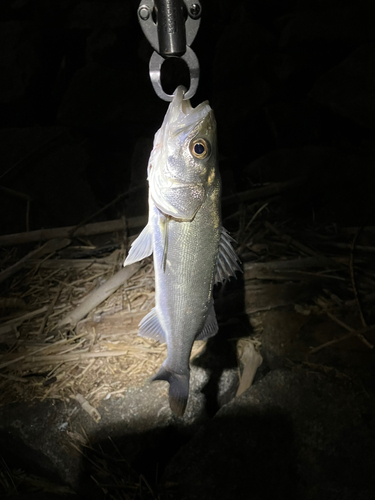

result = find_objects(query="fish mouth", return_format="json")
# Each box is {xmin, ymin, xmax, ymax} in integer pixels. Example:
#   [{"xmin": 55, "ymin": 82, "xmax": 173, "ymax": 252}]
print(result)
[{"xmin": 166, "ymin": 85, "xmax": 212, "ymax": 134}]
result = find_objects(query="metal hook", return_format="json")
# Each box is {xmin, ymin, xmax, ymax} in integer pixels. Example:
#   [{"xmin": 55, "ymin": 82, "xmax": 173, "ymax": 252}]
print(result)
[
  {"xmin": 138, "ymin": 0, "xmax": 202, "ymax": 101},
  {"xmin": 149, "ymin": 46, "xmax": 199, "ymax": 101}
]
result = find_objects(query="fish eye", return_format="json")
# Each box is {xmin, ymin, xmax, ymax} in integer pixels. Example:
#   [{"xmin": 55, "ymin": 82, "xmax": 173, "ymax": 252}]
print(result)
[{"xmin": 190, "ymin": 138, "xmax": 211, "ymax": 159}]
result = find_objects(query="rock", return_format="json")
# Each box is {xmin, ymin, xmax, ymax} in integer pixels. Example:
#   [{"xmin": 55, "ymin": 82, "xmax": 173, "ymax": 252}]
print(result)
[
  {"xmin": 260, "ymin": 309, "xmax": 375, "ymax": 392},
  {"xmin": 310, "ymin": 44, "xmax": 375, "ymax": 130},
  {"xmin": 164, "ymin": 368, "xmax": 375, "ymax": 500},
  {"xmin": 0, "ymin": 361, "xmax": 239, "ymax": 493},
  {"xmin": 259, "ymin": 309, "xmax": 311, "ymax": 369},
  {"xmin": 0, "ymin": 400, "xmax": 82, "ymax": 489}
]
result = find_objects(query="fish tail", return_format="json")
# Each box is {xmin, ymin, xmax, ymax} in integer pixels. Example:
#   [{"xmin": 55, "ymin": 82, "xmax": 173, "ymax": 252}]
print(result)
[{"xmin": 152, "ymin": 366, "xmax": 190, "ymax": 417}]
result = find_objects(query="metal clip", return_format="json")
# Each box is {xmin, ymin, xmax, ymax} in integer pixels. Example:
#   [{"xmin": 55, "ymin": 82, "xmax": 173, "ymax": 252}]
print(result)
[{"xmin": 138, "ymin": 0, "xmax": 202, "ymax": 101}]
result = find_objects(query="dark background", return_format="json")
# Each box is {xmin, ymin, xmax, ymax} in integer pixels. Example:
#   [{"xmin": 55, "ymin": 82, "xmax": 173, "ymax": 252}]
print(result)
[
  {"xmin": 1, "ymin": 3, "xmax": 375, "ymax": 498},
  {"xmin": 1, "ymin": 0, "xmax": 375, "ymax": 235}
]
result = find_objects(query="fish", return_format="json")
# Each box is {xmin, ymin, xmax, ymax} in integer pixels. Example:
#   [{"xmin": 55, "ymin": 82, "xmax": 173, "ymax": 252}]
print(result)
[{"xmin": 124, "ymin": 85, "xmax": 240, "ymax": 416}]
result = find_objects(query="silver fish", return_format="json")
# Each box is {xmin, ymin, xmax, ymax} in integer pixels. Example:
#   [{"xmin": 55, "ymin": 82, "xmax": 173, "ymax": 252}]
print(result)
[{"xmin": 124, "ymin": 86, "xmax": 240, "ymax": 416}]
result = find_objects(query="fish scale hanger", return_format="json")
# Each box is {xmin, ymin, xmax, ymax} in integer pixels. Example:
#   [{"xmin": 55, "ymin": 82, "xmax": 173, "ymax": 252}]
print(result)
[{"xmin": 137, "ymin": 0, "xmax": 202, "ymax": 101}]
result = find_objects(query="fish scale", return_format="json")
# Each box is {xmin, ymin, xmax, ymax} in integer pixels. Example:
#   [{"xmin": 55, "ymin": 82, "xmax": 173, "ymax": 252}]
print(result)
[{"xmin": 124, "ymin": 86, "xmax": 241, "ymax": 416}]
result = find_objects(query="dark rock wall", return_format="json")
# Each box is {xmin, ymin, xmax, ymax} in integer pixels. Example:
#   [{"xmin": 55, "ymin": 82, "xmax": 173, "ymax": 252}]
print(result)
[{"xmin": 1, "ymin": 0, "xmax": 375, "ymax": 233}]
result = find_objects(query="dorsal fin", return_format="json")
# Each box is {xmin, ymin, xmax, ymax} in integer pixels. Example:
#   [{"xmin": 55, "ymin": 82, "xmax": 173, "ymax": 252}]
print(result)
[{"xmin": 215, "ymin": 227, "xmax": 242, "ymax": 284}]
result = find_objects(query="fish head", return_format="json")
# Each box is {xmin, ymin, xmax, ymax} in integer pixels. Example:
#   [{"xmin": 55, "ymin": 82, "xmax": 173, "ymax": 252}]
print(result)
[{"xmin": 148, "ymin": 86, "xmax": 218, "ymax": 221}]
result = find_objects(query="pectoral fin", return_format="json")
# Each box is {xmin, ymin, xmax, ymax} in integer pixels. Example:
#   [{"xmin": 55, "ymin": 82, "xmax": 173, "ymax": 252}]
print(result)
[
  {"xmin": 215, "ymin": 227, "xmax": 242, "ymax": 284},
  {"xmin": 161, "ymin": 216, "xmax": 169, "ymax": 272},
  {"xmin": 123, "ymin": 224, "xmax": 153, "ymax": 267},
  {"xmin": 138, "ymin": 307, "xmax": 166, "ymax": 343}
]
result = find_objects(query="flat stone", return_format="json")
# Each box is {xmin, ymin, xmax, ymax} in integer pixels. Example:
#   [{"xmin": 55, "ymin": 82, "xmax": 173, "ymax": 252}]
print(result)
[{"xmin": 0, "ymin": 362, "xmax": 239, "ymax": 492}]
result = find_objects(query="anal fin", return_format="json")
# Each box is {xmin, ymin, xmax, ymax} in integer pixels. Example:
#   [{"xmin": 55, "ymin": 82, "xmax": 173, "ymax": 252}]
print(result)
[
  {"xmin": 195, "ymin": 301, "xmax": 218, "ymax": 340},
  {"xmin": 139, "ymin": 308, "xmax": 166, "ymax": 343}
]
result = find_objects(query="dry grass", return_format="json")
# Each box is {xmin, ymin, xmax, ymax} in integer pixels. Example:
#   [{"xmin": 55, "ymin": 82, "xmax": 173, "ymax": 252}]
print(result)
[
  {"xmin": 1, "ymin": 208, "xmax": 375, "ymax": 410},
  {"xmin": 0, "ymin": 247, "xmax": 204, "ymax": 408}
]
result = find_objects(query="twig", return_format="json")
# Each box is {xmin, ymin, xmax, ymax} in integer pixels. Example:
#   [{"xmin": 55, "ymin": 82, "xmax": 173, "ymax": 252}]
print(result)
[
  {"xmin": 77, "ymin": 359, "xmax": 96, "ymax": 380},
  {"xmin": 310, "ymin": 324, "xmax": 375, "ymax": 354},
  {"xmin": 24, "ymin": 259, "xmax": 112, "ymax": 270},
  {"xmin": 139, "ymin": 474, "xmax": 157, "ymax": 499},
  {"xmin": 321, "ymin": 242, "xmax": 375, "ymax": 252},
  {"xmin": 0, "ymin": 331, "xmax": 90, "ymax": 369},
  {"xmin": 37, "ymin": 286, "xmax": 62, "ymax": 337},
  {"xmin": 0, "ymin": 372, "xmax": 28, "ymax": 383},
  {"xmin": 0, "ymin": 239, "xmax": 70, "ymax": 284},
  {"xmin": 1, "ymin": 306, "xmax": 49, "ymax": 327},
  {"xmin": 57, "ymin": 263, "xmax": 142, "ymax": 327},
  {"xmin": 0, "ymin": 130, "xmax": 65, "ymax": 182},
  {"xmin": 342, "ymin": 226, "xmax": 375, "ymax": 234},
  {"xmin": 264, "ymin": 221, "xmax": 321, "ymax": 257},
  {"xmin": 75, "ymin": 394, "xmax": 101, "ymax": 423},
  {"xmin": 237, "ymin": 202, "xmax": 269, "ymax": 254},
  {"xmin": 69, "ymin": 184, "xmax": 147, "ymax": 238},
  {"xmin": 325, "ymin": 311, "xmax": 355, "ymax": 332},
  {"xmin": 350, "ymin": 226, "xmax": 367, "ymax": 328},
  {"xmin": 0, "ymin": 185, "xmax": 32, "ymax": 201},
  {"xmin": 26, "ymin": 198, "xmax": 30, "ymax": 232},
  {"xmin": 1, "ymin": 348, "xmax": 162, "ymax": 368},
  {"xmin": 222, "ymin": 177, "xmax": 306, "ymax": 205},
  {"xmin": 325, "ymin": 311, "xmax": 373, "ymax": 349},
  {"xmin": 288, "ymin": 360, "xmax": 352, "ymax": 380},
  {"xmin": 0, "ymin": 298, "xmax": 26, "ymax": 309},
  {"xmin": 0, "ymin": 217, "xmax": 147, "ymax": 246}
]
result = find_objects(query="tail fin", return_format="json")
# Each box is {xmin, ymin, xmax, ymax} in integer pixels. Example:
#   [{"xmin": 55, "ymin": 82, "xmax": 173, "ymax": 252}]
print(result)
[{"xmin": 153, "ymin": 366, "xmax": 190, "ymax": 417}]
